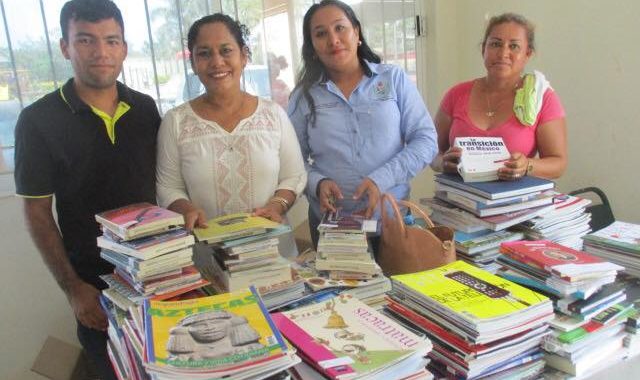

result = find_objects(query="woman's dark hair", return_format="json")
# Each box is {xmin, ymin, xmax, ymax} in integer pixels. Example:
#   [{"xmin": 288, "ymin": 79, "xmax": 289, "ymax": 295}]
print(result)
[
  {"xmin": 482, "ymin": 12, "xmax": 536, "ymax": 53},
  {"xmin": 187, "ymin": 13, "xmax": 251, "ymax": 65},
  {"xmin": 60, "ymin": 0, "xmax": 124, "ymax": 42},
  {"xmin": 292, "ymin": 0, "xmax": 381, "ymax": 127}
]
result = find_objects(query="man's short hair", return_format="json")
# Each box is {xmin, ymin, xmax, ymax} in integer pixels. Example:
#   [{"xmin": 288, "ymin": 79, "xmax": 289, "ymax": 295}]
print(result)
[{"xmin": 60, "ymin": 0, "xmax": 124, "ymax": 42}]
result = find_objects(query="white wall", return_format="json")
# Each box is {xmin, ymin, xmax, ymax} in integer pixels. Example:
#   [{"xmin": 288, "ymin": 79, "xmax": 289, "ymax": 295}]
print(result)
[
  {"xmin": 418, "ymin": 0, "xmax": 640, "ymax": 223},
  {"xmin": 0, "ymin": 190, "xmax": 78, "ymax": 380}
]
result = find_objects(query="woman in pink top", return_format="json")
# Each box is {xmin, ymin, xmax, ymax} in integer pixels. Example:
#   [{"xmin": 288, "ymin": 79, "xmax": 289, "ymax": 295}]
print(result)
[{"xmin": 431, "ymin": 13, "xmax": 567, "ymax": 180}]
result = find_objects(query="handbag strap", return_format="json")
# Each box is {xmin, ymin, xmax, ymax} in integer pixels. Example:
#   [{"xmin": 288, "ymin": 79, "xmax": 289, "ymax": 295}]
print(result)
[
  {"xmin": 381, "ymin": 193, "xmax": 437, "ymax": 235},
  {"xmin": 381, "ymin": 193, "xmax": 408, "ymax": 237}
]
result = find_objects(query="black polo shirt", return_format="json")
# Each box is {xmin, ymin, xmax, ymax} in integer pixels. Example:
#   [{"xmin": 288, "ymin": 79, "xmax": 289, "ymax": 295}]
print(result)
[{"xmin": 14, "ymin": 79, "xmax": 160, "ymax": 288}]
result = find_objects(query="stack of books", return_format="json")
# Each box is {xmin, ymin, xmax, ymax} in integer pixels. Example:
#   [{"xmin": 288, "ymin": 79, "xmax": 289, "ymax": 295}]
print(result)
[
  {"xmin": 513, "ymin": 193, "xmax": 592, "ymax": 250},
  {"xmin": 543, "ymin": 302, "xmax": 635, "ymax": 378},
  {"xmin": 193, "ymin": 213, "xmax": 299, "ymax": 298},
  {"xmin": 453, "ymin": 229, "xmax": 524, "ymax": 273},
  {"xmin": 422, "ymin": 173, "xmax": 556, "ymax": 270},
  {"xmin": 291, "ymin": 249, "xmax": 391, "ymax": 309},
  {"xmin": 423, "ymin": 173, "xmax": 556, "ymax": 233},
  {"xmin": 315, "ymin": 210, "xmax": 380, "ymax": 280},
  {"xmin": 582, "ymin": 221, "xmax": 640, "ymax": 277},
  {"xmin": 499, "ymin": 240, "xmax": 624, "ymax": 302},
  {"xmin": 496, "ymin": 240, "xmax": 632, "ymax": 378},
  {"xmin": 96, "ymin": 203, "xmax": 207, "ymax": 306},
  {"xmin": 141, "ymin": 288, "xmax": 300, "ymax": 380},
  {"xmin": 386, "ymin": 260, "xmax": 554, "ymax": 379},
  {"xmin": 272, "ymin": 293, "xmax": 433, "ymax": 380},
  {"xmin": 101, "ymin": 288, "xmax": 207, "ymax": 380}
]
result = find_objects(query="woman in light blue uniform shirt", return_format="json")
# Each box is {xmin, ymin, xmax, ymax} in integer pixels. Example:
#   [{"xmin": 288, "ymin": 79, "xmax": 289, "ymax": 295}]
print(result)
[{"xmin": 288, "ymin": 0, "xmax": 438, "ymax": 249}]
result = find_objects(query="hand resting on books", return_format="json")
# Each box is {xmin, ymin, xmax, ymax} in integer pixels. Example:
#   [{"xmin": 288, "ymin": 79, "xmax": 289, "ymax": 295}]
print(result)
[
  {"xmin": 497, "ymin": 152, "xmax": 529, "ymax": 181},
  {"xmin": 253, "ymin": 204, "xmax": 284, "ymax": 223},
  {"xmin": 167, "ymin": 199, "xmax": 208, "ymax": 231}
]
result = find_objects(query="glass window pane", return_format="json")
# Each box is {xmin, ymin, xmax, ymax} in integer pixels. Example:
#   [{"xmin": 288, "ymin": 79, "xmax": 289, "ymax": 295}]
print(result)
[
  {"xmin": 145, "ymin": 0, "xmax": 192, "ymax": 111},
  {"xmin": 0, "ymin": 9, "xmax": 15, "ymax": 172},
  {"xmin": 404, "ymin": 1, "xmax": 416, "ymax": 81},
  {"xmin": 2, "ymin": 0, "xmax": 59, "ymax": 171}
]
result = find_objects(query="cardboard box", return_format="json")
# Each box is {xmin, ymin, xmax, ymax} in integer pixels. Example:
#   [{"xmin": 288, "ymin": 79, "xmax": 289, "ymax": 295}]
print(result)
[{"xmin": 31, "ymin": 336, "xmax": 94, "ymax": 380}]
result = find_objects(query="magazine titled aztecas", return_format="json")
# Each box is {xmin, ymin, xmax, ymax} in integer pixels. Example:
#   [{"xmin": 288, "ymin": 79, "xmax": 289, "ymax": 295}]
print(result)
[{"xmin": 144, "ymin": 288, "xmax": 288, "ymax": 372}]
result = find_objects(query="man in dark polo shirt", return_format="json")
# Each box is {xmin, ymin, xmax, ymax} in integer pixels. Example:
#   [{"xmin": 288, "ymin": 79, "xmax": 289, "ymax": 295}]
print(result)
[{"xmin": 13, "ymin": 1, "xmax": 160, "ymax": 379}]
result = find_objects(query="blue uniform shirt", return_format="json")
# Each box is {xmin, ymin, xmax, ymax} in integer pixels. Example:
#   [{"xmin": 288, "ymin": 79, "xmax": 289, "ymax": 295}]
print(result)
[{"xmin": 288, "ymin": 61, "xmax": 438, "ymax": 221}]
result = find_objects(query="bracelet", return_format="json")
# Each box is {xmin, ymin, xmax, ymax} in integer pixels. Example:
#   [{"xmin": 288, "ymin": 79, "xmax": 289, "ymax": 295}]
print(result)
[
  {"xmin": 268, "ymin": 196, "xmax": 290, "ymax": 212},
  {"xmin": 526, "ymin": 158, "xmax": 534, "ymax": 175}
]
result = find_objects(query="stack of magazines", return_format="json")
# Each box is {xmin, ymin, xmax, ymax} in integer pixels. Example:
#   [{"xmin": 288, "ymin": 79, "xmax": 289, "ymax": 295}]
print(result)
[
  {"xmin": 513, "ymin": 193, "xmax": 592, "ymax": 250},
  {"xmin": 193, "ymin": 213, "xmax": 294, "ymax": 292},
  {"xmin": 141, "ymin": 288, "xmax": 300, "ymax": 380},
  {"xmin": 453, "ymin": 229, "xmax": 524, "ymax": 273},
  {"xmin": 315, "ymin": 209, "xmax": 380, "ymax": 280},
  {"xmin": 496, "ymin": 240, "xmax": 633, "ymax": 378},
  {"xmin": 386, "ymin": 260, "xmax": 554, "ymax": 379},
  {"xmin": 582, "ymin": 221, "xmax": 640, "ymax": 277},
  {"xmin": 192, "ymin": 213, "xmax": 309, "ymax": 310},
  {"xmin": 96, "ymin": 203, "xmax": 207, "ymax": 307},
  {"xmin": 272, "ymin": 293, "xmax": 433, "ymax": 379},
  {"xmin": 289, "ymin": 249, "xmax": 391, "ymax": 309}
]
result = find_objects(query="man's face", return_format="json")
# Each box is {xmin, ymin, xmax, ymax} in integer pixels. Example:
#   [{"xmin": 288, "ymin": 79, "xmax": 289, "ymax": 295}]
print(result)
[{"xmin": 60, "ymin": 18, "xmax": 127, "ymax": 90}]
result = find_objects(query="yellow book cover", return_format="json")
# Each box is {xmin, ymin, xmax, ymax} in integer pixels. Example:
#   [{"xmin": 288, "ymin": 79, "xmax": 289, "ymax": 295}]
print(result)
[
  {"xmin": 144, "ymin": 288, "xmax": 287, "ymax": 370},
  {"xmin": 193, "ymin": 213, "xmax": 281, "ymax": 243},
  {"xmin": 391, "ymin": 260, "xmax": 549, "ymax": 320}
]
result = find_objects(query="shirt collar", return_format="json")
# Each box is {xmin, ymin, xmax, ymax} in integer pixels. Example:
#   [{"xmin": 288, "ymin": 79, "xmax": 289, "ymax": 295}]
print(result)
[
  {"xmin": 319, "ymin": 59, "xmax": 379, "ymax": 86},
  {"xmin": 59, "ymin": 78, "xmax": 134, "ymax": 114}
]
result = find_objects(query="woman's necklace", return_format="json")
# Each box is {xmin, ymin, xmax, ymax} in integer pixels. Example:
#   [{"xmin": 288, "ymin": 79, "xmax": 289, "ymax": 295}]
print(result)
[{"xmin": 484, "ymin": 77, "xmax": 518, "ymax": 118}]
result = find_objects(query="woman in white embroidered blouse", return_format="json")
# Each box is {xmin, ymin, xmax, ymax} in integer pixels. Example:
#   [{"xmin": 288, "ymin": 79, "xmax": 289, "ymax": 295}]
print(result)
[{"xmin": 156, "ymin": 14, "xmax": 306, "ymax": 229}]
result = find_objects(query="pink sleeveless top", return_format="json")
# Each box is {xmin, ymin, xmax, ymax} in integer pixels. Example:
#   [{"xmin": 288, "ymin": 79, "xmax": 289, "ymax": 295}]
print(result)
[{"xmin": 441, "ymin": 80, "xmax": 565, "ymax": 157}]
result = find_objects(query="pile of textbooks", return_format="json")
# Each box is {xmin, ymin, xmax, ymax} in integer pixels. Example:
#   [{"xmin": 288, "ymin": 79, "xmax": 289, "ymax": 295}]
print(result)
[
  {"xmin": 290, "ymin": 248, "xmax": 391, "ymax": 309},
  {"xmin": 496, "ymin": 240, "xmax": 633, "ymax": 378},
  {"xmin": 422, "ymin": 173, "xmax": 557, "ymax": 270},
  {"xmin": 96, "ymin": 203, "xmax": 207, "ymax": 307},
  {"xmin": 386, "ymin": 260, "xmax": 554, "ymax": 379},
  {"xmin": 141, "ymin": 288, "xmax": 300, "ymax": 380},
  {"xmin": 498, "ymin": 240, "xmax": 624, "ymax": 302},
  {"xmin": 193, "ymin": 212, "xmax": 305, "ymax": 309},
  {"xmin": 423, "ymin": 173, "xmax": 557, "ymax": 233},
  {"xmin": 513, "ymin": 193, "xmax": 592, "ymax": 250},
  {"xmin": 582, "ymin": 221, "xmax": 640, "ymax": 277},
  {"xmin": 453, "ymin": 229, "xmax": 524, "ymax": 273},
  {"xmin": 315, "ymin": 209, "xmax": 380, "ymax": 281},
  {"xmin": 272, "ymin": 293, "xmax": 433, "ymax": 379}
]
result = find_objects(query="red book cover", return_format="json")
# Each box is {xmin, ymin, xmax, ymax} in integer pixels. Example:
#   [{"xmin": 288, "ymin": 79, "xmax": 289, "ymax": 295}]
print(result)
[{"xmin": 500, "ymin": 240, "xmax": 603, "ymax": 272}]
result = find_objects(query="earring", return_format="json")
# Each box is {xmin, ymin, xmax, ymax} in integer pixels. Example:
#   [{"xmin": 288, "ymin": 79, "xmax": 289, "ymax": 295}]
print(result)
[{"xmin": 358, "ymin": 40, "xmax": 362, "ymax": 46}]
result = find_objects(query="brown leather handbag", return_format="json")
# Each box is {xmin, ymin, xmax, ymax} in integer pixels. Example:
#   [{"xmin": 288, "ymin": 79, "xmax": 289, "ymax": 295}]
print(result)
[{"xmin": 378, "ymin": 193, "xmax": 456, "ymax": 276}]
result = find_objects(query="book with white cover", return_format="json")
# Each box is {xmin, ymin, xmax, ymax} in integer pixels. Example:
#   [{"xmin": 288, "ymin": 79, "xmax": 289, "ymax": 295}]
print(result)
[{"xmin": 454, "ymin": 137, "xmax": 510, "ymax": 182}]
